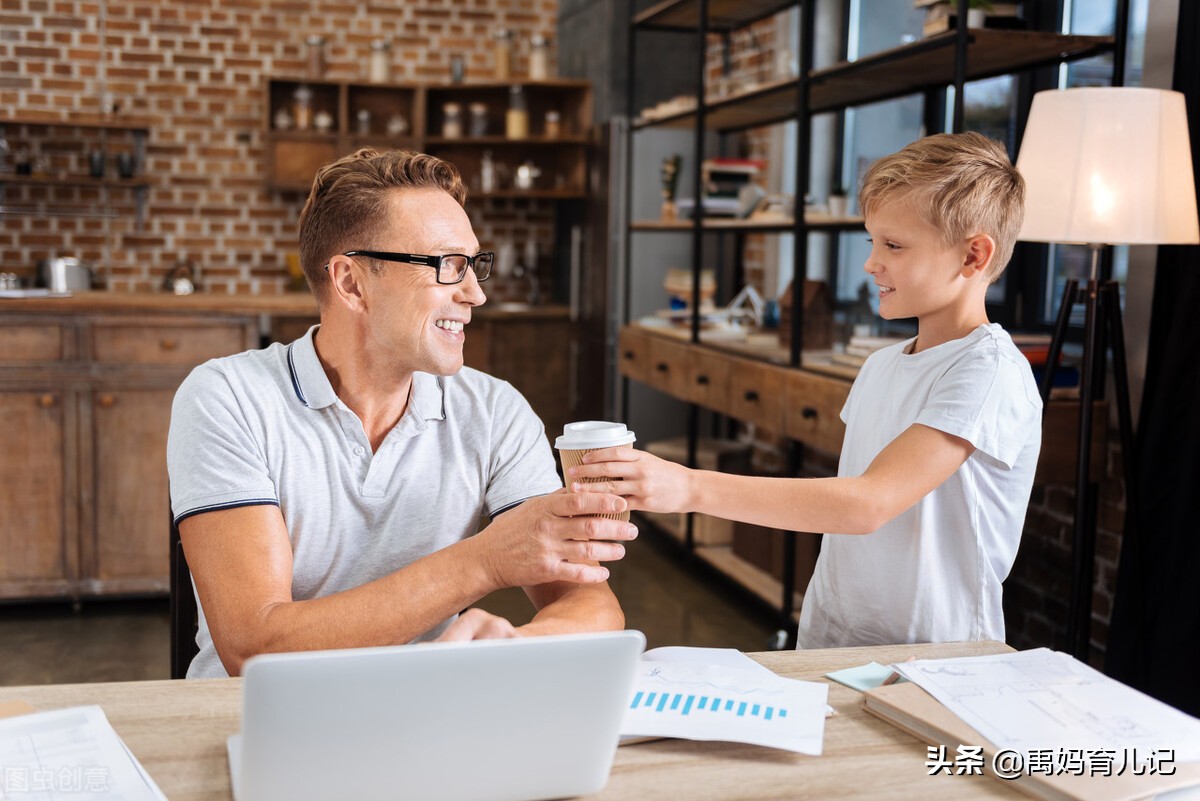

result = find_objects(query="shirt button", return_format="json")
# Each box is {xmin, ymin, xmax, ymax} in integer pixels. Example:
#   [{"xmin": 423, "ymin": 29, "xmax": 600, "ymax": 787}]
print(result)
[{"xmin": 353, "ymin": 445, "xmax": 365, "ymax": 456}]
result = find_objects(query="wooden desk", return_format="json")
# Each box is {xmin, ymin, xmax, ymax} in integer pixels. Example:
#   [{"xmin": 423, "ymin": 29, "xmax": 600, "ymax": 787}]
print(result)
[{"xmin": 0, "ymin": 641, "xmax": 1018, "ymax": 800}]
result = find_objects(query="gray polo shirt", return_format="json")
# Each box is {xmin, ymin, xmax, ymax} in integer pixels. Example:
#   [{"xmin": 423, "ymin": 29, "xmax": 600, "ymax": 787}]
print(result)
[{"xmin": 167, "ymin": 325, "xmax": 562, "ymax": 678}]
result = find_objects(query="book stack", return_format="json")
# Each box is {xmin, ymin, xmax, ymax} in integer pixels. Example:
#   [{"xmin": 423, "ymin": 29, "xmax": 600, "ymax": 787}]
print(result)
[
  {"xmin": 830, "ymin": 335, "xmax": 908, "ymax": 368},
  {"xmin": 916, "ymin": 0, "xmax": 1024, "ymax": 36}
]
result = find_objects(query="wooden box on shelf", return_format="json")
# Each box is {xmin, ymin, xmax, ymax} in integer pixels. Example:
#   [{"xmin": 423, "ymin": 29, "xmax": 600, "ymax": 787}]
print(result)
[{"xmin": 777, "ymin": 279, "xmax": 833, "ymax": 350}]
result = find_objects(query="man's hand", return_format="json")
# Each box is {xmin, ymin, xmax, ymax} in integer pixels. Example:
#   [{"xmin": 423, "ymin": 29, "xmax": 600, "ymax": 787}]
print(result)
[
  {"xmin": 567, "ymin": 447, "xmax": 694, "ymax": 515},
  {"xmin": 471, "ymin": 489, "xmax": 637, "ymax": 590},
  {"xmin": 435, "ymin": 608, "xmax": 521, "ymax": 642}
]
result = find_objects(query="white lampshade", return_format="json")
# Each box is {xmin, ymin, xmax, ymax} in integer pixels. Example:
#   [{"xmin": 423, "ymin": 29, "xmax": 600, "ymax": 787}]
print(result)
[{"xmin": 1016, "ymin": 87, "xmax": 1200, "ymax": 246}]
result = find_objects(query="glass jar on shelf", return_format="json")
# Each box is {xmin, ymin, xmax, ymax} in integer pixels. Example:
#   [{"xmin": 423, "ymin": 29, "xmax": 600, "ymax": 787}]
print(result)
[
  {"xmin": 442, "ymin": 102, "xmax": 463, "ymax": 139},
  {"xmin": 505, "ymin": 85, "xmax": 529, "ymax": 139},
  {"xmin": 493, "ymin": 28, "xmax": 514, "ymax": 80},
  {"xmin": 529, "ymin": 34, "xmax": 551, "ymax": 81},
  {"xmin": 356, "ymin": 109, "xmax": 372, "ymax": 135},
  {"xmin": 468, "ymin": 103, "xmax": 489, "ymax": 137},
  {"xmin": 292, "ymin": 84, "xmax": 313, "ymax": 131},
  {"xmin": 368, "ymin": 39, "xmax": 391, "ymax": 84},
  {"xmin": 480, "ymin": 149, "xmax": 497, "ymax": 193},
  {"xmin": 386, "ymin": 111, "xmax": 409, "ymax": 137},
  {"xmin": 304, "ymin": 35, "xmax": 326, "ymax": 79},
  {"xmin": 543, "ymin": 110, "xmax": 561, "ymax": 139}
]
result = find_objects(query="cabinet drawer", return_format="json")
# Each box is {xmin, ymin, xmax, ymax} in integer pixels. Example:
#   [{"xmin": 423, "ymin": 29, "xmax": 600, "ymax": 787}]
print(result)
[
  {"xmin": 617, "ymin": 327, "xmax": 651, "ymax": 384},
  {"xmin": 646, "ymin": 336, "xmax": 692, "ymax": 399},
  {"xmin": 685, "ymin": 347, "xmax": 730, "ymax": 410},
  {"xmin": 92, "ymin": 324, "xmax": 246, "ymax": 366},
  {"xmin": 0, "ymin": 324, "xmax": 65, "ymax": 363},
  {"xmin": 726, "ymin": 358, "xmax": 785, "ymax": 432},
  {"xmin": 783, "ymin": 370, "xmax": 850, "ymax": 454}
]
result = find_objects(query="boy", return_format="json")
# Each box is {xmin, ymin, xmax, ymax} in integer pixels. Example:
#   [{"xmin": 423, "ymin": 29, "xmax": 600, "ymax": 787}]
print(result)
[{"xmin": 572, "ymin": 132, "xmax": 1042, "ymax": 648}]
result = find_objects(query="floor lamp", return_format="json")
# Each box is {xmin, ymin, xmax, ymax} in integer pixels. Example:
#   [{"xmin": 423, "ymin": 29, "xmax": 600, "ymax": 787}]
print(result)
[{"xmin": 1014, "ymin": 87, "xmax": 1200, "ymax": 661}]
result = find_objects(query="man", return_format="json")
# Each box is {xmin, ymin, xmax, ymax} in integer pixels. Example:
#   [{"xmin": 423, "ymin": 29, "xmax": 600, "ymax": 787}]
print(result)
[{"xmin": 167, "ymin": 148, "xmax": 634, "ymax": 678}]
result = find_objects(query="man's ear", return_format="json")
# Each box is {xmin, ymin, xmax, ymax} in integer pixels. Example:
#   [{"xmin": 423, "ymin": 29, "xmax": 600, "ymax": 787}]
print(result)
[
  {"xmin": 962, "ymin": 233, "xmax": 996, "ymax": 279},
  {"xmin": 326, "ymin": 255, "xmax": 368, "ymax": 312}
]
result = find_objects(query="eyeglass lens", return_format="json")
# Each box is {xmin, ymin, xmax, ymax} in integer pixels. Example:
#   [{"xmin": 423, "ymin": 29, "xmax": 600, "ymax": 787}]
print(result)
[{"xmin": 440, "ymin": 253, "xmax": 493, "ymax": 283}]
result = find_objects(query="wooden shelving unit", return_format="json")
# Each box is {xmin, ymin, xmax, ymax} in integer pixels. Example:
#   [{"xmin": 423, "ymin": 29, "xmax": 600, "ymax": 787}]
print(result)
[
  {"xmin": 264, "ymin": 78, "xmax": 593, "ymax": 195},
  {"xmin": 0, "ymin": 113, "xmax": 152, "ymax": 230},
  {"xmin": 622, "ymin": 0, "xmax": 1122, "ymax": 638}
]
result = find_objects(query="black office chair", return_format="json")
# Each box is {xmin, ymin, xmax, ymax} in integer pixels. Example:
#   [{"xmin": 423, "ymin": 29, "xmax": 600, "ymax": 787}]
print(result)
[{"xmin": 169, "ymin": 510, "xmax": 200, "ymax": 679}]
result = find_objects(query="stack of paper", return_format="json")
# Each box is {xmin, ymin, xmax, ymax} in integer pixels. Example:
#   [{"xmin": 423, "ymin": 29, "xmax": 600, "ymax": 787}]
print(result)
[
  {"xmin": 0, "ymin": 705, "xmax": 166, "ymax": 801},
  {"xmin": 865, "ymin": 649, "xmax": 1200, "ymax": 801}
]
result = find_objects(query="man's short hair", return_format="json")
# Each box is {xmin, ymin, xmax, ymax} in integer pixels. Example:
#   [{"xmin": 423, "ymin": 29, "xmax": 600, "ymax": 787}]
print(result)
[
  {"xmin": 298, "ymin": 148, "xmax": 468, "ymax": 303},
  {"xmin": 859, "ymin": 132, "xmax": 1025, "ymax": 282}
]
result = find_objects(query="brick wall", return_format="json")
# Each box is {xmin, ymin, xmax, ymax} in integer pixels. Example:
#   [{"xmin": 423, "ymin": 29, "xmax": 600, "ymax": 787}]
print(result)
[{"xmin": 0, "ymin": 0, "xmax": 558, "ymax": 298}]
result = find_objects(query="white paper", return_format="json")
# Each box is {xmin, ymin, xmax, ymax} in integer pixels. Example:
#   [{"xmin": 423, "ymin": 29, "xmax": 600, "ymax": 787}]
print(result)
[
  {"xmin": 0, "ymin": 705, "xmax": 167, "ymax": 801},
  {"xmin": 621, "ymin": 658, "xmax": 828, "ymax": 755},
  {"xmin": 641, "ymin": 646, "xmax": 777, "ymax": 675},
  {"xmin": 892, "ymin": 648, "xmax": 1200, "ymax": 762}
]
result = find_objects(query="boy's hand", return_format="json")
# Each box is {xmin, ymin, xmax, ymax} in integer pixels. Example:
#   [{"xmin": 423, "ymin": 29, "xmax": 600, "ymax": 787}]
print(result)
[{"xmin": 568, "ymin": 448, "xmax": 693, "ymax": 515}]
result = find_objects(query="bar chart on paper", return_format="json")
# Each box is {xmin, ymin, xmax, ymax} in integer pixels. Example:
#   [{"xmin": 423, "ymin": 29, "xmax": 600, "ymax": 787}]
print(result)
[
  {"xmin": 629, "ymin": 691, "xmax": 789, "ymax": 721},
  {"xmin": 620, "ymin": 660, "xmax": 828, "ymax": 754}
]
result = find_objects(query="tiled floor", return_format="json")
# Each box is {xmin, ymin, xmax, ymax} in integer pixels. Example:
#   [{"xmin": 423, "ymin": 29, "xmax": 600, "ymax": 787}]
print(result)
[{"xmin": 0, "ymin": 525, "xmax": 780, "ymax": 686}]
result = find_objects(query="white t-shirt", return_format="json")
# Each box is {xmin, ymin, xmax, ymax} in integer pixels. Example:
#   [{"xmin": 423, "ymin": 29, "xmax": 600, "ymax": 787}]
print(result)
[
  {"xmin": 168, "ymin": 325, "xmax": 562, "ymax": 678},
  {"xmin": 796, "ymin": 324, "xmax": 1042, "ymax": 649}
]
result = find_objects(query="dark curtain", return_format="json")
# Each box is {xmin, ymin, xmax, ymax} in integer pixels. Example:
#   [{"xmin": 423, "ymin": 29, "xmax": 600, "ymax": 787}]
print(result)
[{"xmin": 1106, "ymin": 0, "xmax": 1200, "ymax": 716}]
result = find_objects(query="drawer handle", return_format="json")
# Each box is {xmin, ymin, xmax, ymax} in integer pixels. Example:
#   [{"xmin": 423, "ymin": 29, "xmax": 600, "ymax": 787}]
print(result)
[
  {"xmin": 159, "ymin": 338, "xmax": 179, "ymax": 351},
  {"xmin": 623, "ymin": 350, "xmax": 635, "ymax": 360},
  {"xmin": 696, "ymin": 375, "xmax": 710, "ymax": 385},
  {"xmin": 97, "ymin": 393, "xmax": 116, "ymax": 408},
  {"xmin": 801, "ymin": 407, "xmax": 817, "ymax": 419},
  {"xmin": 37, "ymin": 393, "xmax": 58, "ymax": 408},
  {"xmin": 655, "ymin": 363, "xmax": 669, "ymax": 373},
  {"xmin": 743, "ymin": 390, "xmax": 759, "ymax": 402}
]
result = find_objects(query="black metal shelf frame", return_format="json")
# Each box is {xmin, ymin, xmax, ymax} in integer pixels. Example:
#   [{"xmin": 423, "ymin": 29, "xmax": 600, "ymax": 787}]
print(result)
[{"xmin": 621, "ymin": 0, "xmax": 1130, "ymax": 640}]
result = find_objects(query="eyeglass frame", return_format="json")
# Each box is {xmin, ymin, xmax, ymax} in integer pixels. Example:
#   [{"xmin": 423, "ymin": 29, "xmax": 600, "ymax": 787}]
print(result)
[{"xmin": 331, "ymin": 250, "xmax": 494, "ymax": 285}]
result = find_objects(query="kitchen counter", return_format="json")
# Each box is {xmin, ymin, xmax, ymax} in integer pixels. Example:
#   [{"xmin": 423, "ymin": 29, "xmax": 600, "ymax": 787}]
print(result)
[{"xmin": 0, "ymin": 291, "xmax": 570, "ymax": 319}]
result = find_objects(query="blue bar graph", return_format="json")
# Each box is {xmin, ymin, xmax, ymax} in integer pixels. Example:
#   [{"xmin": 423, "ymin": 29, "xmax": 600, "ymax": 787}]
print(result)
[{"xmin": 630, "ymin": 692, "xmax": 787, "ymax": 723}]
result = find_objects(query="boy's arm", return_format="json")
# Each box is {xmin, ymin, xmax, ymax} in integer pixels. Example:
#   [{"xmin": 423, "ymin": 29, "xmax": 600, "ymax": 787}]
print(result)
[{"xmin": 571, "ymin": 423, "xmax": 974, "ymax": 535}]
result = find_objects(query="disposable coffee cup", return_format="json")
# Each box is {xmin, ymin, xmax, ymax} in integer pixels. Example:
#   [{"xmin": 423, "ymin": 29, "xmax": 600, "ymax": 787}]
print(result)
[{"xmin": 554, "ymin": 421, "xmax": 636, "ymax": 523}]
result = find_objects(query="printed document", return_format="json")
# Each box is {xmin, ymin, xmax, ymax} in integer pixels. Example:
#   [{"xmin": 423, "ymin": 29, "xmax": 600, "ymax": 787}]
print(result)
[
  {"xmin": 0, "ymin": 705, "xmax": 167, "ymax": 801},
  {"xmin": 891, "ymin": 648, "xmax": 1200, "ymax": 762},
  {"xmin": 621, "ymin": 647, "xmax": 828, "ymax": 755}
]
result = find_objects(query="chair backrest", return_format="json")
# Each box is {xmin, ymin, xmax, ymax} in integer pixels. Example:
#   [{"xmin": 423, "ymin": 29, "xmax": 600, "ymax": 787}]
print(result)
[{"xmin": 169, "ymin": 512, "xmax": 200, "ymax": 679}]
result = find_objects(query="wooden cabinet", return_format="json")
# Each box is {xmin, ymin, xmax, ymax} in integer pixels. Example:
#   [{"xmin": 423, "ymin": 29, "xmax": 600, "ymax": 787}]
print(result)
[
  {"xmin": 0, "ymin": 300, "xmax": 260, "ymax": 601},
  {"xmin": 0, "ymin": 388, "xmax": 75, "ymax": 595},
  {"xmin": 87, "ymin": 387, "xmax": 175, "ymax": 590},
  {"xmin": 461, "ymin": 309, "xmax": 578, "ymax": 441}
]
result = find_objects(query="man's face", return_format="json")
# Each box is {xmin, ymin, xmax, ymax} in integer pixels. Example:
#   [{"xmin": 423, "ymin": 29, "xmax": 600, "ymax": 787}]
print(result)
[{"xmin": 357, "ymin": 187, "xmax": 486, "ymax": 377}]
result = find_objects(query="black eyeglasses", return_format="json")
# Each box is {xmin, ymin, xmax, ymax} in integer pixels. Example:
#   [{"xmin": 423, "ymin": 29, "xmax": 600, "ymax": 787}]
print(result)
[{"xmin": 341, "ymin": 250, "xmax": 494, "ymax": 284}]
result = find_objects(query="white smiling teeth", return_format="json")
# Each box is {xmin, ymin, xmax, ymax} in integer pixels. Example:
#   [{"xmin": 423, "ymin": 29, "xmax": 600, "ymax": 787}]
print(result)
[{"xmin": 435, "ymin": 320, "xmax": 464, "ymax": 333}]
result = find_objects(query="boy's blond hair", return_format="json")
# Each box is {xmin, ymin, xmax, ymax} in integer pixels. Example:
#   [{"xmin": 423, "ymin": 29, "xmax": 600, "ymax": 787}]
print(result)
[{"xmin": 859, "ymin": 132, "xmax": 1025, "ymax": 282}]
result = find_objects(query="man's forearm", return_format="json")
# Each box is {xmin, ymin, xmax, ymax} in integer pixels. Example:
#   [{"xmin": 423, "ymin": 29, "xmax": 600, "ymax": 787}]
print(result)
[
  {"xmin": 519, "ymin": 581, "xmax": 625, "ymax": 637},
  {"xmin": 223, "ymin": 537, "xmax": 497, "ymax": 674}
]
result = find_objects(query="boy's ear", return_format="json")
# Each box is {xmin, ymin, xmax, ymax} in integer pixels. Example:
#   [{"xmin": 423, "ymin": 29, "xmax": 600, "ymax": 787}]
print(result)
[{"xmin": 962, "ymin": 234, "xmax": 996, "ymax": 279}]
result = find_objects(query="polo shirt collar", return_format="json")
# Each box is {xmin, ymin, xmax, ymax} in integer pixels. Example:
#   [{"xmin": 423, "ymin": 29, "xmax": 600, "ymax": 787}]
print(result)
[{"xmin": 287, "ymin": 325, "xmax": 445, "ymax": 421}]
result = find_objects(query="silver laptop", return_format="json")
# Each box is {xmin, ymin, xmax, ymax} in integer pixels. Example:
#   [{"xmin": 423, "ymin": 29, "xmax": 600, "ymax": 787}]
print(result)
[{"xmin": 227, "ymin": 630, "xmax": 645, "ymax": 801}]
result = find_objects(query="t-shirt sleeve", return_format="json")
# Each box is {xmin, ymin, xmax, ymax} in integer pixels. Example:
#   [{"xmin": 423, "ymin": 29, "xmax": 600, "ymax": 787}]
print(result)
[
  {"xmin": 167, "ymin": 364, "xmax": 279, "ymax": 524},
  {"xmin": 482, "ymin": 382, "xmax": 563, "ymax": 517},
  {"xmin": 914, "ymin": 347, "xmax": 1042, "ymax": 469}
]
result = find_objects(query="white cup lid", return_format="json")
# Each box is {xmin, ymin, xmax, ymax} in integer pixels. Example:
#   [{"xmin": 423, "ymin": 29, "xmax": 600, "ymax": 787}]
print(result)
[{"xmin": 554, "ymin": 421, "xmax": 636, "ymax": 450}]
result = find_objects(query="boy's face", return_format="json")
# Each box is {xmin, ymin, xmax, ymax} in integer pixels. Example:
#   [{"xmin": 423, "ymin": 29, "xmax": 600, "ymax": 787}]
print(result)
[{"xmin": 862, "ymin": 198, "xmax": 986, "ymax": 324}]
